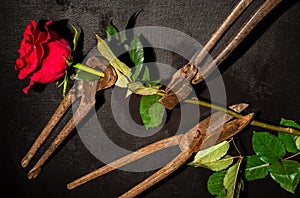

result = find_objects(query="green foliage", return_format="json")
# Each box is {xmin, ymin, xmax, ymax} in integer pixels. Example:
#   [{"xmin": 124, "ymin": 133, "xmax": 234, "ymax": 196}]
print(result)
[
  {"xmin": 279, "ymin": 118, "xmax": 300, "ymax": 153},
  {"xmin": 103, "ymin": 18, "xmax": 166, "ymax": 130},
  {"xmin": 189, "ymin": 141, "xmax": 234, "ymax": 171},
  {"xmin": 269, "ymin": 160, "xmax": 300, "ymax": 193},
  {"xmin": 244, "ymin": 155, "xmax": 269, "ymax": 181},
  {"xmin": 106, "ymin": 21, "xmax": 119, "ymax": 41},
  {"xmin": 130, "ymin": 36, "xmax": 144, "ymax": 81},
  {"xmin": 207, "ymin": 170, "xmax": 227, "ymax": 197},
  {"xmin": 252, "ymin": 132, "xmax": 286, "ymax": 163},
  {"xmin": 96, "ymin": 34, "xmax": 132, "ymax": 87},
  {"xmin": 278, "ymin": 132, "xmax": 299, "ymax": 153},
  {"xmin": 198, "ymin": 155, "xmax": 234, "ymax": 171},
  {"xmin": 244, "ymin": 120, "xmax": 300, "ymax": 194},
  {"xmin": 139, "ymin": 95, "xmax": 164, "ymax": 129},
  {"xmin": 223, "ymin": 159, "xmax": 243, "ymax": 198},
  {"xmin": 198, "ymin": 119, "xmax": 300, "ymax": 198}
]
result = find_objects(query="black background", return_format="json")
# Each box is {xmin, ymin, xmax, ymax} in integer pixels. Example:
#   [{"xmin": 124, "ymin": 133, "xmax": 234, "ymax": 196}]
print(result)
[{"xmin": 0, "ymin": 0, "xmax": 299, "ymax": 197}]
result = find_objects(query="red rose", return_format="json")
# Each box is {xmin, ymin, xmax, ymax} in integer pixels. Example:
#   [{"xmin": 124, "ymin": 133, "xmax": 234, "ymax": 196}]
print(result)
[{"xmin": 15, "ymin": 20, "xmax": 71, "ymax": 94}]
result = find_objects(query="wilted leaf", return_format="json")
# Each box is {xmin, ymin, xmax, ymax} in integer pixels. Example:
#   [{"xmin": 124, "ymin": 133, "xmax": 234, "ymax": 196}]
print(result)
[
  {"xmin": 252, "ymin": 132, "xmax": 286, "ymax": 163},
  {"xmin": 223, "ymin": 158, "xmax": 243, "ymax": 198},
  {"xmin": 245, "ymin": 155, "xmax": 269, "ymax": 181},
  {"xmin": 269, "ymin": 160, "xmax": 300, "ymax": 193},
  {"xmin": 128, "ymin": 82, "xmax": 161, "ymax": 95},
  {"xmin": 96, "ymin": 34, "xmax": 132, "ymax": 80},
  {"xmin": 140, "ymin": 95, "xmax": 165, "ymax": 129},
  {"xmin": 191, "ymin": 155, "xmax": 234, "ymax": 171},
  {"xmin": 115, "ymin": 69, "xmax": 130, "ymax": 88},
  {"xmin": 191, "ymin": 141, "xmax": 229, "ymax": 165},
  {"xmin": 130, "ymin": 36, "xmax": 144, "ymax": 81},
  {"xmin": 207, "ymin": 170, "xmax": 226, "ymax": 196}
]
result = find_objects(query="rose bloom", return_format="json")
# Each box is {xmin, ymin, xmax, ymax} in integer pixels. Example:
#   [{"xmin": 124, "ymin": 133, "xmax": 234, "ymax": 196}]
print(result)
[{"xmin": 15, "ymin": 20, "xmax": 71, "ymax": 94}]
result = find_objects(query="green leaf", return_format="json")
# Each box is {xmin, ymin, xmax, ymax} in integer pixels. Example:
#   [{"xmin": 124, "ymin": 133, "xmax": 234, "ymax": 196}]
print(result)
[
  {"xmin": 280, "ymin": 118, "xmax": 300, "ymax": 129},
  {"xmin": 142, "ymin": 66, "xmax": 150, "ymax": 82},
  {"xmin": 296, "ymin": 137, "xmax": 300, "ymax": 150},
  {"xmin": 130, "ymin": 36, "xmax": 144, "ymax": 81},
  {"xmin": 191, "ymin": 155, "xmax": 234, "ymax": 171},
  {"xmin": 96, "ymin": 34, "xmax": 132, "ymax": 80},
  {"xmin": 223, "ymin": 158, "xmax": 243, "ymax": 198},
  {"xmin": 128, "ymin": 82, "xmax": 161, "ymax": 95},
  {"xmin": 140, "ymin": 95, "xmax": 165, "ymax": 129},
  {"xmin": 106, "ymin": 21, "xmax": 119, "ymax": 41},
  {"xmin": 71, "ymin": 24, "xmax": 79, "ymax": 51},
  {"xmin": 252, "ymin": 132, "xmax": 286, "ymax": 163},
  {"xmin": 244, "ymin": 155, "xmax": 269, "ymax": 181},
  {"xmin": 207, "ymin": 170, "xmax": 227, "ymax": 196},
  {"xmin": 190, "ymin": 141, "xmax": 229, "ymax": 165},
  {"xmin": 278, "ymin": 132, "xmax": 298, "ymax": 153},
  {"xmin": 279, "ymin": 118, "xmax": 300, "ymax": 153},
  {"xmin": 269, "ymin": 160, "xmax": 300, "ymax": 193}
]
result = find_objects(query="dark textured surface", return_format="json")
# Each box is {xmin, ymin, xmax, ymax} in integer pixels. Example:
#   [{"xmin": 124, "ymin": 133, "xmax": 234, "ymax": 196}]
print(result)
[{"xmin": 0, "ymin": 0, "xmax": 299, "ymax": 197}]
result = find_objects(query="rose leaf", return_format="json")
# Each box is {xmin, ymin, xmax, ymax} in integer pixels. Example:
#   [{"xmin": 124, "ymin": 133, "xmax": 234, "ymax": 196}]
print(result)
[
  {"xmin": 191, "ymin": 155, "xmax": 234, "ymax": 171},
  {"xmin": 130, "ymin": 36, "xmax": 144, "ymax": 81},
  {"xmin": 207, "ymin": 170, "xmax": 227, "ymax": 197},
  {"xmin": 252, "ymin": 132, "xmax": 286, "ymax": 163},
  {"xmin": 106, "ymin": 21, "xmax": 119, "ymax": 41},
  {"xmin": 189, "ymin": 141, "xmax": 229, "ymax": 165},
  {"xmin": 140, "ymin": 95, "xmax": 165, "ymax": 129},
  {"xmin": 223, "ymin": 158, "xmax": 243, "ymax": 198},
  {"xmin": 244, "ymin": 155, "xmax": 269, "ymax": 181},
  {"xmin": 269, "ymin": 160, "xmax": 300, "ymax": 193},
  {"xmin": 96, "ymin": 34, "xmax": 132, "ymax": 80}
]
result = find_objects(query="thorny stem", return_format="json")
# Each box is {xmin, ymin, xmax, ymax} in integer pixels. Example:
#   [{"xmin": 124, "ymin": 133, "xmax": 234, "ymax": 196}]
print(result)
[
  {"xmin": 184, "ymin": 98, "xmax": 300, "ymax": 136},
  {"xmin": 73, "ymin": 63, "xmax": 105, "ymax": 77}
]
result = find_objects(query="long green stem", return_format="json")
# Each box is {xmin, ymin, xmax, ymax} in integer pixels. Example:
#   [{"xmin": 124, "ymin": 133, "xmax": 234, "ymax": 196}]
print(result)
[
  {"xmin": 73, "ymin": 63, "xmax": 105, "ymax": 77},
  {"xmin": 184, "ymin": 98, "xmax": 300, "ymax": 136}
]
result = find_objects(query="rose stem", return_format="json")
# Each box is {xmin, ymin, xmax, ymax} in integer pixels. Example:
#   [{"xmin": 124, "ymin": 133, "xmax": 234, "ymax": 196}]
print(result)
[
  {"xmin": 67, "ymin": 135, "xmax": 181, "ymax": 190},
  {"xmin": 193, "ymin": 0, "xmax": 282, "ymax": 83},
  {"xmin": 73, "ymin": 63, "xmax": 105, "ymax": 77},
  {"xmin": 184, "ymin": 98, "xmax": 300, "ymax": 136},
  {"xmin": 190, "ymin": 0, "xmax": 254, "ymax": 66},
  {"xmin": 27, "ymin": 97, "xmax": 96, "ymax": 179},
  {"xmin": 21, "ymin": 87, "xmax": 74, "ymax": 168}
]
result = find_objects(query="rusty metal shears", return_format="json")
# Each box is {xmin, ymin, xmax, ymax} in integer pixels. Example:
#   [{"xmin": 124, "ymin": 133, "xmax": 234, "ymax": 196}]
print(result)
[{"xmin": 66, "ymin": 102, "xmax": 253, "ymax": 197}]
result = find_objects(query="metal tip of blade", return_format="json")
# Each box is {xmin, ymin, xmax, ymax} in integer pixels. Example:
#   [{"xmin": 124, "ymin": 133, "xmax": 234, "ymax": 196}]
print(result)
[{"xmin": 229, "ymin": 103, "xmax": 249, "ymax": 113}]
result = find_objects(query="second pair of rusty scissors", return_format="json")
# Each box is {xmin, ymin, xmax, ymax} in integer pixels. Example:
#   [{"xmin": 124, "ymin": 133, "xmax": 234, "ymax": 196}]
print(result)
[{"xmin": 66, "ymin": 103, "xmax": 253, "ymax": 197}]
